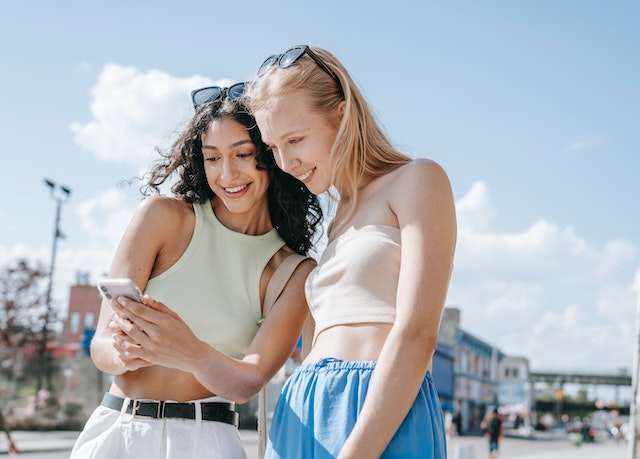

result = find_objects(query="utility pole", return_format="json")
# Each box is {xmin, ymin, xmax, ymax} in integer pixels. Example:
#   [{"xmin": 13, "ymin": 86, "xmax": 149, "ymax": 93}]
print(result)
[{"xmin": 39, "ymin": 178, "xmax": 72, "ymax": 392}]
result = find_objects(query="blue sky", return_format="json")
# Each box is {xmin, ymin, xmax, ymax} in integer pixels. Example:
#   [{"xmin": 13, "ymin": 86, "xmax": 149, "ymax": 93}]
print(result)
[{"xmin": 1, "ymin": 1, "xmax": 638, "ymax": 387}]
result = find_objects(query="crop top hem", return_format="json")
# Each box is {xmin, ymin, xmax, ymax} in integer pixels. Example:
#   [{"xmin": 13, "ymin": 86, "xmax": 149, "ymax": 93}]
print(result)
[{"xmin": 313, "ymin": 313, "xmax": 396, "ymax": 343}]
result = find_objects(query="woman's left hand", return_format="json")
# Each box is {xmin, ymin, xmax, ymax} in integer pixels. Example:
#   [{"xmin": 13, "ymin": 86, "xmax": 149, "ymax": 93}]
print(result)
[{"xmin": 109, "ymin": 295, "xmax": 206, "ymax": 371}]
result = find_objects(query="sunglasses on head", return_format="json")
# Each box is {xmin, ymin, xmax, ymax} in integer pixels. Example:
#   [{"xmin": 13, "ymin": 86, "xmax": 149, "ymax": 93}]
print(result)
[
  {"xmin": 257, "ymin": 45, "xmax": 343, "ymax": 97},
  {"xmin": 190, "ymin": 81, "xmax": 247, "ymax": 108}
]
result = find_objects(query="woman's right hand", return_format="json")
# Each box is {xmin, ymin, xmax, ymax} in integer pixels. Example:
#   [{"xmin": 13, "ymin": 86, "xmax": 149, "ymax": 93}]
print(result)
[{"xmin": 109, "ymin": 311, "xmax": 153, "ymax": 372}]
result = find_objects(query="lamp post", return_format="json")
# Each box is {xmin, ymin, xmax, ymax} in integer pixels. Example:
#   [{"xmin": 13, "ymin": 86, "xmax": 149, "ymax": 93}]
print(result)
[{"xmin": 39, "ymin": 178, "xmax": 72, "ymax": 392}]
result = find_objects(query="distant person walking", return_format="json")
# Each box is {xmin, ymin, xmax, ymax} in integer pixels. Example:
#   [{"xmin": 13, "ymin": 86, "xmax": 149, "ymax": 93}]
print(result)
[
  {"xmin": 0, "ymin": 410, "xmax": 20, "ymax": 455},
  {"xmin": 481, "ymin": 407, "xmax": 503, "ymax": 459}
]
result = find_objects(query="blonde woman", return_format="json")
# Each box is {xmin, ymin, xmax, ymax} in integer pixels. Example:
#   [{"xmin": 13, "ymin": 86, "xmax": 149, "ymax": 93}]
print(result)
[{"xmin": 247, "ymin": 45, "xmax": 456, "ymax": 458}]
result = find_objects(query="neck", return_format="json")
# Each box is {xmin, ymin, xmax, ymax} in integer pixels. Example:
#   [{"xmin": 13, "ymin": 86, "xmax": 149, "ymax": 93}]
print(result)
[{"xmin": 210, "ymin": 199, "xmax": 273, "ymax": 235}]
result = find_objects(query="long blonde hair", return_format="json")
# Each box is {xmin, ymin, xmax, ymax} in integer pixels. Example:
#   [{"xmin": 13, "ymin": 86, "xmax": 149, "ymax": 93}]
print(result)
[{"xmin": 247, "ymin": 46, "xmax": 411, "ymax": 229}]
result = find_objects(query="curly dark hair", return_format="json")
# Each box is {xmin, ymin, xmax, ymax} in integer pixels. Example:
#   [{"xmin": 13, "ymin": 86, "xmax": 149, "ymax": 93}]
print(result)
[{"xmin": 142, "ymin": 95, "xmax": 323, "ymax": 255}]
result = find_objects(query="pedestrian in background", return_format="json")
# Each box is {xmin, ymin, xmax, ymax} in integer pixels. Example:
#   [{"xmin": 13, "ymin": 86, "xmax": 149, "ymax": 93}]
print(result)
[
  {"xmin": 0, "ymin": 410, "xmax": 20, "ymax": 455},
  {"xmin": 481, "ymin": 407, "xmax": 503, "ymax": 459}
]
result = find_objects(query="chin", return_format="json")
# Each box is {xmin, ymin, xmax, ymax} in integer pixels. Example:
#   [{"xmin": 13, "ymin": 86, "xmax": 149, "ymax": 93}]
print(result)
[{"xmin": 302, "ymin": 178, "xmax": 327, "ymax": 195}]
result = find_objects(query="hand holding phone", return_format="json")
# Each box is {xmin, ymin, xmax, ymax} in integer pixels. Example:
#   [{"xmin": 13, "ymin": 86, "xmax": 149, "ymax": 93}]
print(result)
[{"xmin": 97, "ymin": 278, "xmax": 144, "ymax": 315}]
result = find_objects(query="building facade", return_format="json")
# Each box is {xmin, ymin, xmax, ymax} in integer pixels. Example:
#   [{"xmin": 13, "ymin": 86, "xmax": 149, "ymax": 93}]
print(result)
[
  {"xmin": 497, "ymin": 355, "xmax": 533, "ymax": 431},
  {"xmin": 61, "ymin": 282, "xmax": 101, "ymax": 357},
  {"xmin": 439, "ymin": 307, "xmax": 504, "ymax": 434}
]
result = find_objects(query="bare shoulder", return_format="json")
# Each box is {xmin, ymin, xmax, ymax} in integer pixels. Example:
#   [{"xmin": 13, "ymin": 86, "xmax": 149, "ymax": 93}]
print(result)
[
  {"xmin": 389, "ymin": 158, "xmax": 455, "ymax": 224},
  {"xmin": 134, "ymin": 195, "xmax": 194, "ymax": 225},
  {"xmin": 123, "ymin": 196, "xmax": 196, "ymax": 251},
  {"xmin": 393, "ymin": 158, "xmax": 451, "ymax": 192}
]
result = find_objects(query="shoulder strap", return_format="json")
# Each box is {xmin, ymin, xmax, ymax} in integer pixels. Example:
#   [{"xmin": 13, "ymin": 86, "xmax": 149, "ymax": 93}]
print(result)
[
  {"xmin": 260, "ymin": 252, "xmax": 310, "ymax": 322},
  {"xmin": 257, "ymin": 252, "xmax": 311, "ymax": 459}
]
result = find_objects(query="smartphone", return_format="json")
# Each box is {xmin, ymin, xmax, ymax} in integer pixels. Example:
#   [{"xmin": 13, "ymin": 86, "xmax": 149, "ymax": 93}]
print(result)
[{"xmin": 97, "ymin": 278, "xmax": 144, "ymax": 305}]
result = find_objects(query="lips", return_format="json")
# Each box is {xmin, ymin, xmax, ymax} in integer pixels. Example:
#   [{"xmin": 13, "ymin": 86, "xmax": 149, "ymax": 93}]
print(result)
[
  {"xmin": 296, "ymin": 168, "xmax": 314, "ymax": 182},
  {"xmin": 223, "ymin": 184, "xmax": 249, "ymax": 193}
]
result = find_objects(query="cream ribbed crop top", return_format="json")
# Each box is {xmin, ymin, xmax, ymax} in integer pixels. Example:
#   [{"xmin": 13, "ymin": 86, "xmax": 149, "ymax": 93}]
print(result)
[
  {"xmin": 144, "ymin": 201, "xmax": 285, "ymax": 359},
  {"xmin": 305, "ymin": 225, "xmax": 401, "ymax": 341}
]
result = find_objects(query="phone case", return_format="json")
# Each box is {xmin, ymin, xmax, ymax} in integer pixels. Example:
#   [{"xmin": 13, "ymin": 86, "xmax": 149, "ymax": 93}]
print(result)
[{"xmin": 97, "ymin": 278, "xmax": 143, "ymax": 303}]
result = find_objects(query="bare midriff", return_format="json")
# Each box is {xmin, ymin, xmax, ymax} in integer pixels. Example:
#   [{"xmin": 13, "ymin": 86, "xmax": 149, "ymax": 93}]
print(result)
[
  {"xmin": 303, "ymin": 323, "xmax": 393, "ymax": 364},
  {"xmin": 109, "ymin": 367, "xmax": 214, "ymax": 402}
]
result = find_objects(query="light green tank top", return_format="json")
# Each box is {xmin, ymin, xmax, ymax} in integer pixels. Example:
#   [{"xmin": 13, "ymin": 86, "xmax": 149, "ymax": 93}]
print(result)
[{"xmin": 144, "ymin": 201, "xmax": 285, "ymax": 359}]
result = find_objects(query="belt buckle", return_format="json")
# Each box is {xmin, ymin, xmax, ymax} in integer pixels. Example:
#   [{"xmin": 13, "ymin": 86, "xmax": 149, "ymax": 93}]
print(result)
[{"xmin": 132, "ymin": 399, "xmax": 165, "ymax": 418}]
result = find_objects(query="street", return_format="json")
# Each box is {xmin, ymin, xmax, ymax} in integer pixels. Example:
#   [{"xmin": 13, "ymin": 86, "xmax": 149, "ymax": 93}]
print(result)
[
  {"xmin": 447, "ymin": 434, "xmax": 627, "ymax": 458},
  {"xmin": 0, "ymin": 429, "xmax": 630, "ymax": 458}
]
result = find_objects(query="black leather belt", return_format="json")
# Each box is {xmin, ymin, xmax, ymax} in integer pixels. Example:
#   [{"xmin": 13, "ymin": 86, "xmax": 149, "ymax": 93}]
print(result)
[{"xmin": 101, "ymin": 393, "xmax": 239, "ymax": 427}]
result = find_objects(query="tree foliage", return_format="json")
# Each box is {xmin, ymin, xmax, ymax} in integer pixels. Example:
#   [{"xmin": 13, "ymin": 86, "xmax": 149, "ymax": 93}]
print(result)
[{"xmin": 0, "ymin": 258, "xmax": 49, "ymax": 349}]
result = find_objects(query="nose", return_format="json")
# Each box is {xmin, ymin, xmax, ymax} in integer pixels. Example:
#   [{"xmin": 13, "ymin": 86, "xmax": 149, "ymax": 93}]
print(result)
[
  {"xmin": 220, "ymin": 158, "xmax": 239, "ymax": 181},
  {"xmin": 273, "ymin": 149, "xmax": 299, "ymax": 174}
]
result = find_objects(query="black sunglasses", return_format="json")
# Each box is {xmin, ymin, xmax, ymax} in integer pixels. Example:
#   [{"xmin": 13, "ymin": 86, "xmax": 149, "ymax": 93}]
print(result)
[
  {"xmin": 257, "ymin": 45, "xmax": 343, "ymax": 97},
  {"xmin": 190, "ymin": 82, "xmax": 247, "ymax": 108}
]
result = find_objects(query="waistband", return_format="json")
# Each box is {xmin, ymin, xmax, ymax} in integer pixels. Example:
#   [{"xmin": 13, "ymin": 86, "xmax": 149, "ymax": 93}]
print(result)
[
  {"xmin": 297, "ymin": 358, "xmax": 377, "ymax": 372},
  {"xmin": 295, "ymin": 358, "xmax": 434, "ymax": 380},
  {"xmin": 101, "ymin": 393, "xmax": 239, "ymax": 427}
]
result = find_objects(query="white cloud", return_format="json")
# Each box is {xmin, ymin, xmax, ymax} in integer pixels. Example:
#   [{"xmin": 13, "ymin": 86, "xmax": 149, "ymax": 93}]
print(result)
[
  {"xmin": 454, "ymin": 182, "xmax": 634, "ymax": 283},
  {"xmin": 76, "ymin": 188, "xmax": 136, "ymax": 248},
  {"xmin": 455, "ymin": 181, "xmax": 496, "ymax": 232},
  {"xmin": 41, "ymin": 185, "xmax": 146, "ymax": 318},
  {"xmin": 70, "ymin": 63, "xmax": 233, "ymax": 171},
  {"xmin": 449, "ymin": 180, "xmax": 638, "ymax": 372}
]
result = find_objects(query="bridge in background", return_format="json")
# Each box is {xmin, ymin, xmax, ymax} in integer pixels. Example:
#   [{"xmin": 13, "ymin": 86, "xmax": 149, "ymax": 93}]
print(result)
[
  {"xmin": 530, "ymin": 370, "xmax": 632, "ymax": 387},
  {"xmin": 530, "ymin": 369, "xmax": 632, "ymax": 407}
]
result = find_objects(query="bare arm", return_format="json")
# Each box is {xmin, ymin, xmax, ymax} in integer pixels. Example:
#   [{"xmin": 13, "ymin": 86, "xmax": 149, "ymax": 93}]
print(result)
[
  {"xmin": 339, "ymin": 159, "xmax": 457, "ymax": 458},
  {"xmin": 90, "ymin": 196, "xmax": 189, "ymax": 375},
  {"xmin": 111, "ymin": 258, "xmax": 314, "ymax": 403}
]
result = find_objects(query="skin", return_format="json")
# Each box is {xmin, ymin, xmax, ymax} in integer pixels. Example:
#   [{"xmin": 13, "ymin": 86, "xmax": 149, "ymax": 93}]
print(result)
[
  {"xmin": 90, "ymin": 117, "xmax": 314, "ymax": 403},
  {"xmin": 256, "ymin": 90, "xmax": 457, "ymax": 458},
  {"xmin": 256, "ymin": 93, "xmax": 338, "ymax": 195}
]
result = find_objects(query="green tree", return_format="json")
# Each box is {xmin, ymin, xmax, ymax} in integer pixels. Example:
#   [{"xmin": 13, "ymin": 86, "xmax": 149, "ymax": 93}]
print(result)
[
  {"xmin": 0, "ymin": 258, "xmax": 54, "ymax": 392},
  {"xmin": 0, "ymin": 259, "xmax": 48, "ymax": 347},
  {"xmin": 576, "ymin": 389, "xmax": 590, "ymax": 403}
]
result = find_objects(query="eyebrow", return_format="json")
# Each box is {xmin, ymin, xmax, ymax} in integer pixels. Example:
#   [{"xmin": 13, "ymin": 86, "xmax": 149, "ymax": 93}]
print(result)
[
  {"xmin": 202, "ymin": 139, "xmax": 254, "ymax": 151},
  {"xmin": 267, "ymin": 127, "xmax": 305, "ymax": 146}
]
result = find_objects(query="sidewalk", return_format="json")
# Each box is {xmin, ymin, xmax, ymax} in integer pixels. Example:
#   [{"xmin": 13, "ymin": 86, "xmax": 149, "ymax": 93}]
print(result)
[
  {"xmin": 448, "ymin": 433, "xmax": 628, "ymax": 459},
  {"xmin": 0, "ymin": 429, "xmax": 630, "ymax": 458},
  {"xmin": 0, "ymin": 430, "xmax": 79, "ymax": 455},
  {"xmin": 0, "ymin": 430, "xmax": 260, "ymax": 457}
]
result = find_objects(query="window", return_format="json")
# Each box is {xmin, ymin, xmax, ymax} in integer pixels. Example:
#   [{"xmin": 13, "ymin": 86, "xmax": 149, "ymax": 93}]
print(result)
[
  {"xmin": 84, "ymin": 312, "xmax": 95, "ymax": 329},
  {"xmin": 70, "ymin": 312, "xmax": 80, "ymax": 334}
]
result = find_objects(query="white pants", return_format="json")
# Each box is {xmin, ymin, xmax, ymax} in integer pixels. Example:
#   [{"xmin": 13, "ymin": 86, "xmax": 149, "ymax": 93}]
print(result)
[{"xmin": 70, "ymin": 395, "xmax": 248, "ymax": 459}]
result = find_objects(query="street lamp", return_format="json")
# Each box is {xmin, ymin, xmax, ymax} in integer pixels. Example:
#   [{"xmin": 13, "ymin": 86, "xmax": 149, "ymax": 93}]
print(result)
[{"xmin": 40, "ymin": 178, "xmax": 72, "ymax": 391}]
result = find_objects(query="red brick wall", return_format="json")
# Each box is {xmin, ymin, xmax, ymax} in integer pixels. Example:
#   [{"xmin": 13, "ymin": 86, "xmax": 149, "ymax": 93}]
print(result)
[{"xmin": 61, "ymin": 285, "xmax": 101, "ymax": 347}]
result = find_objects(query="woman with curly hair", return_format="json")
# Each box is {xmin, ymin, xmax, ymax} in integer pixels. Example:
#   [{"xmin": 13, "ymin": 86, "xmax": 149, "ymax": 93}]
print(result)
[{"xmin": 70, "ymin": 83, "xmax": 322, "ymax": 459}]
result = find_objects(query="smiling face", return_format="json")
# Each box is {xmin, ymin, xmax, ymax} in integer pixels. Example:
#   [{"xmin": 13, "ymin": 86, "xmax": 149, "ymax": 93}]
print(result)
[
  {"xmin": 254, "ymin": 90, "xmax": 341, "ymax": 196},
  {"xmin": 201, "ymin": 117, "xmax": 270, "ymax": 219}
]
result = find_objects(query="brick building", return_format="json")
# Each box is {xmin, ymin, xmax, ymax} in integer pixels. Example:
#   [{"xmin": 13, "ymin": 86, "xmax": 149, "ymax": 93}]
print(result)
[{"xmin": 61, "ymin": 283, "xmax": 101, "ymax": 352}]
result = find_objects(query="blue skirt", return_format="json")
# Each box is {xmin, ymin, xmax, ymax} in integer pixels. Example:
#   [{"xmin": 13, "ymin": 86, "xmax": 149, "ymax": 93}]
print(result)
[{"xmin": 265, "ymin": 358, "xmax": 447, "ymax": 458}]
